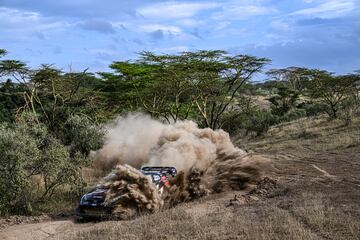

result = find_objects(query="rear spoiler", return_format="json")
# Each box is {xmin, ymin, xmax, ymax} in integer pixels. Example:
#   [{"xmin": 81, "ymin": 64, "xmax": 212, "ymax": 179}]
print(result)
[{"xmin": 141, "ymin": 166, "xmax": 177, "ymax": 177}]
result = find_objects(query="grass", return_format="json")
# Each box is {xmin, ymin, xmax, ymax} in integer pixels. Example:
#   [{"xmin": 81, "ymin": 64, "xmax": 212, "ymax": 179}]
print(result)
[
  {"xmin": 237, "ymin": 115, "xmax": 360, "ymax": 153},
  {"xmin": 63, "ymin": 191, "xmax": 359, "ymax": 240},
  {"xmin": 64, "ymin": 203, "xmax": 319, "ymax": 240},
  {"xmin": 298, "ymin": 194, "xmax": 360, "ymax": 240}
]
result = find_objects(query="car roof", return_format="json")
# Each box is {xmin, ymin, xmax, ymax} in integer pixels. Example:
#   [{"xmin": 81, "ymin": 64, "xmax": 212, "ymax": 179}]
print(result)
[{"xmin": 141, "ymin": 171, "xmax": 161, "ymax": 176}]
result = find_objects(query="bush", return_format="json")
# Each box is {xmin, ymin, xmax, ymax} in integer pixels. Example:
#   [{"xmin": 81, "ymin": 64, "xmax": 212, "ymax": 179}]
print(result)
[
  {"xmin": 0, "ymin": 124, "xmax": 40, "ymax": 215},
  {"xmin": 0, "ymin": 113, "xmax": 102, "ymax": 215},
  {"xmin": 222, "ymin": 109, "xmax": 279, "ymax": 136},
  {"xmin": 61, "ymin": 114, "xmax": 105, "ymax": 157},
  {"xmin": 243, "ymin": 109, "xmax": 279, "ymax": 136},
  {"xmin": 304, "ymin": 102, "xmax": 328, "ymax": 117},
  {"xmin": 268, "ymin": 85, "xmax": 299, "ymax": 116},
  {"xmin": 339, "ymin": 91, "xmax": 360, "ymax": 125},
  {"xmin": 281, "ymin": 108, "xmax": 306, "ymax": 122}
]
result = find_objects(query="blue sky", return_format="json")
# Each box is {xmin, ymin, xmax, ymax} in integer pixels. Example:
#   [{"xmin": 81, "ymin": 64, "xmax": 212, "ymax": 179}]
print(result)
[{"xmin": 0, "ymin": 0, "xmax": 359, "ymax": 75}]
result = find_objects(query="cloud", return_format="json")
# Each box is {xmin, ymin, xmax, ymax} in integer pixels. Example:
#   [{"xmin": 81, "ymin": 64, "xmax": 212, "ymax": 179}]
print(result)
[
  {"xmin": 0, "ymin": 7, "xmax": 39, "ymax": 28},
  {"xmin": 137, "ymin": 1, "xmax": 219, "ymax": 19},
  {"xmin": 150, "ymin": 30, "xmax": 165, "ymax": 41},
  {"xmin": 0, "ymin": 7, "xmax": 63, "ymax": 30},
  {"xmin": 31, "ymin": 30, "xmax": 46, "ymax": 40},
  {"xmin": 214, "ymin": 21, "xmax": 231, "ymax": 30},
  {"xmin": 154, "ymin": 46, "xmax": 190, "ymax": 53},
  {"xmin": 1, "ymin": 0, "xmax": 359, "ymax": 75},
  {"xmin": 296, "ymin": 17, "xmax": 341, "ymax": 26},
  {"xmin": 0, "ymin": 6, "xmax": 68, "ymax": 43},
  {"xmin": 53, "ymin": 45, "xmax": 62, "ymax": 54},
  {"xmin": 240, "ymin": 38, "xmax": 360, "ymax": 74},
  {"xmin": 133, "ymin": 38, "xmax": 146, "ymax": 46},
  {"xmin": 291, "ymin": 0, "xmax": 357, "ymax": 18},
  {"xmin": 213, "ymin": 1, "xmax": 276, "ymax": 20},
  {"xmin": 189, "ymin": 28, "xmax": 202, "ymax": 39},
  {"xmin": 0, "ymin": 0, "xmax": 139, "ymax": 19},
  {"xmin": 270, "ymin": 20, "xmax": 290, "ymax": 31},
  {"xmin": 176, "ymin": 18, "xmax": 206, "ymax": 27},
  {"xmin": 139, "ymin": 24, "xmax": 182, "ymax": 34},
  {"xmin": 77, "ymin": 19, "xmax": 116, "ymax": 34}
]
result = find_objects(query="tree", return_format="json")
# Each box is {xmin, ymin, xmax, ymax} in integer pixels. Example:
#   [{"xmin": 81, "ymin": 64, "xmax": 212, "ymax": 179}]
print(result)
[
  {"xmin": 267, "ymin": 67, "xmax": 312, "ymax": 92},
  {"xmin": 339, "ymin": 72, "xmax": 360, "ymax": 124},
  {"xmin": 308, "ymin": 70, "xmax": 357, "ymax": 119},
  {"xmin": 0, "ymin": 79, "xmax": 26, "ymax": 122},
  {"xmin": 101, "ymin": 50, "xmax": 270, "ymax": 129},
  {"xmin": 184, "ymin": 51, "xmax": 270, "ymax": 129},
  {"xmin": 268, "ymin": 84, "xmax": 300, "ymax": 116},
  {"xmin": 0, "ymin": 54, "xmax": 39, "ymax": 122},
  {"xmin": 0, "ymin": 49, "xmax": 6, "ymax": 58}
]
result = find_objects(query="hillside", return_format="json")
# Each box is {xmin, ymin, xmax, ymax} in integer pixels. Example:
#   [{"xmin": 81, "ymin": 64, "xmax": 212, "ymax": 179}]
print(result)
[{"xmin": 1, "ymin": 115, "xmax": 359, "ymax": 240}]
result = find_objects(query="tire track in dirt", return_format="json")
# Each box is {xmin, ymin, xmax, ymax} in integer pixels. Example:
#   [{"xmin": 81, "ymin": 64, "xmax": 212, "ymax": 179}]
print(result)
[{"xmin": 276, "ymin": 204, "xmax": 330, "ymax": 240}]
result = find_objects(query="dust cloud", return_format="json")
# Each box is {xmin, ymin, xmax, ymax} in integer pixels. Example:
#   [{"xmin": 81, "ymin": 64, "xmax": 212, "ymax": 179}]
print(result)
[
  {"xmin": 97, "ymin": 164, "xmax": 163, "ymax": 219},
  {"xmin": 91, "ymin": 113, "xmax": 271, "ymax": 218}
]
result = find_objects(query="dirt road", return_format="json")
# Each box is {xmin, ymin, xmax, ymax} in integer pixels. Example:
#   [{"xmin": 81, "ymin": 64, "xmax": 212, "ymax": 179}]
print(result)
[{"xmin": 0, "ymin": 219, "xmax": 98, "ymax": 240}]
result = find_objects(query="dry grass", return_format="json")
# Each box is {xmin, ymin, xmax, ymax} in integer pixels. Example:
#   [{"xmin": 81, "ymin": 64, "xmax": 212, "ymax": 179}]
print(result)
[
  {"xmin": 294, "ymin": 193, "xmax": 360, "ymax": 240},
  {"xmin": 64, "ymin": 203, "xmax": 320, "ymax": 240},
  {"xmin": 239, "ymin": 115, "xmax": 360, "ymax": 152},
  {"xmin": 63, "ymin": 191, "xmax": 360, "ymax": 240}
]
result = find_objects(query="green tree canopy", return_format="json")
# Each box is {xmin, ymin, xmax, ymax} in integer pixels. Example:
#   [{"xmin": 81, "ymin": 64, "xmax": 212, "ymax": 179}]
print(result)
[{"xmin": 101, "ymin": 50, "xmax": 270, "ymax": 129}]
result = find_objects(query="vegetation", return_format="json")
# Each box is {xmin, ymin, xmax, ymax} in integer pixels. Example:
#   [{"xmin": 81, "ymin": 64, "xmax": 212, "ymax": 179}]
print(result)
[
  {"xmin": 307, "ymin": 70, "xmax": 358, "ymax": 120},
  {"xmin": 100, "ymin": 51, "xmax": 270, "ymax": 129},
  {"xmin": 0, "ymin": 47, "xmax": 359, "ymax": 216}
]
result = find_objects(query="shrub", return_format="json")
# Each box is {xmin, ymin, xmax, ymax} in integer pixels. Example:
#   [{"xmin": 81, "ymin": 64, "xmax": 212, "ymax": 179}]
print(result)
[
  {"xmin": 339, "ymin": 91, "xmax": 360, "ymax": 125},
  {"xmin": 0, "ymin": 113, "xmax": 101, "ymax": 215},
  {"xmin": 304, "ymin": 102, "xmax": 328, "ymax": 117},
  {"xmin": 0, "ymin": 124, "xmax": 40, "ymax": 215},
  {"xmin": 61, "ymin": 114, "xmax": 105, "ymax": 157},
  {"xmin": 222, "ymin": 109, "xmax": 279, "ymax": 136},
  {"xmin": 281, "ymin": 108, "xmax": 306, "ymax": 122},
  {"xmin": 268, "ymin": 85, "xmax": 299, "ymax": 116},
  {"xmin": 243, "ymin": 109, "xmax": 279, "ymax": 136}
]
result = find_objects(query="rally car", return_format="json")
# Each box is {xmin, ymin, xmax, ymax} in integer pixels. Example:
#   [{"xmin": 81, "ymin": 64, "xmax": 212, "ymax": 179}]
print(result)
[{"xmin": 75, "ymin": 166, "xmax": 177, "ymax": 220}]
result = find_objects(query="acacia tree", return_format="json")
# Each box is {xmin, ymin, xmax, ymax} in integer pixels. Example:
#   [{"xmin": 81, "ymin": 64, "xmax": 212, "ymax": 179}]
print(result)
[
  {"xmin": 0, "ymin": 56, "xmax": 35, "ymax": 120},
  {"xmin": 189, "ymin": 51, "xmax": 270, "ymax": 129},
  {"xmin": 102, "ymin": 50, "xmax": 270, "ymax": 129},
  {"xmin": 0, "ymin": 49, "xmax": 6, "ymax": 57},
  {"xmin": 0, "ymin": 54, "xmax": 103, "ymax": 129},
  {"xmin": 308, "ymin": 70, "xmax": 357, "ymax": 119},
  {"xmin": 30, "ymin": 65, "xmax": 101, "ymax": 131},
  {"xmin": 339, "ymin": 72, "xmax": 360, "ymax": 124},
  {"xmin": 267, "ymin": 67, "xmax": 312, "ymax": 92}
]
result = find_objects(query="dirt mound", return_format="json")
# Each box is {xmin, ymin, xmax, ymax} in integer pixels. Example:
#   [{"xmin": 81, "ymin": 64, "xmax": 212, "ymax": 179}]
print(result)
[{"xmin": 247, "ymin": 177, "xmax": 286, "ymax": 199}]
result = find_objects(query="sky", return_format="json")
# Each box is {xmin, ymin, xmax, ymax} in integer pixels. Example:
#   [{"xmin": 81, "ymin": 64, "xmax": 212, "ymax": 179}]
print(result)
[{"xmin": 0, "ymin": 0, "xmax": 359, "ymax": 75}]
